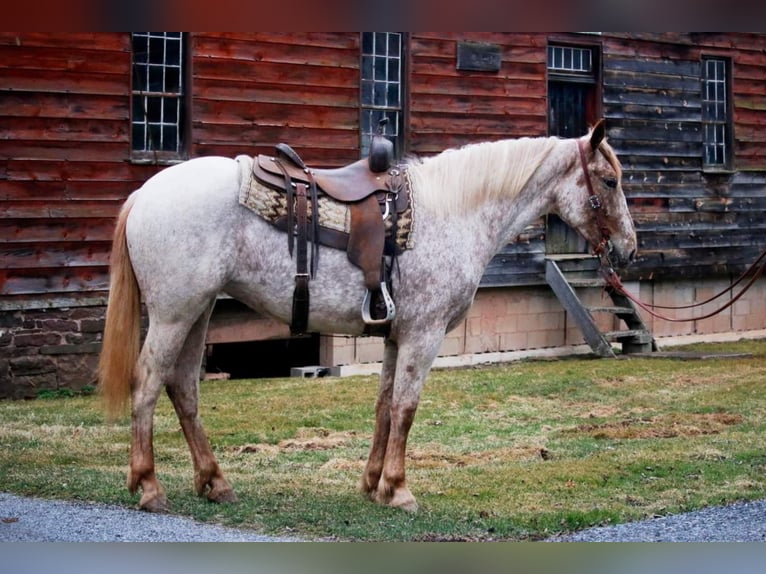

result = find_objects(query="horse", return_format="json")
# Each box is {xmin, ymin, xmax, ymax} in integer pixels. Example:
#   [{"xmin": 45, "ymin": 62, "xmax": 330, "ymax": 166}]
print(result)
[{"xmin": 98, "ymin": 119, "xmax": 636, "ymax": 513}]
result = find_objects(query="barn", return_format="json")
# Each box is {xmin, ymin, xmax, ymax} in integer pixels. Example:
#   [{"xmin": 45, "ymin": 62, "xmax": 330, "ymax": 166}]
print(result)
[{"xmin": 1, "ymin": 32, "xmax": 765, "ymax": 397}]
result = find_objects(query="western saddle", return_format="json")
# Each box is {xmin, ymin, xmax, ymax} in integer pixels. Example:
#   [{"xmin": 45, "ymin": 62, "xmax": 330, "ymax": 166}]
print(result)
[{"xmin": 252, "ymin": 119, "xmax": 408, "ymax": 336}]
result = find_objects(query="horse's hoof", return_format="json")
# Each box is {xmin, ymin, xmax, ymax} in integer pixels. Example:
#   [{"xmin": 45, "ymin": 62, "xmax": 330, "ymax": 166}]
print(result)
[
  {"xmin": 139, "ymin": 493, "xmax": 170, "ymax": 513},
  {"xmin": 388, "ymin": 489, "xmax": 419, "ymax": 513},
  {"xmin": 207, "ymin": 485, "xmax": 238, "ymax": 504}
]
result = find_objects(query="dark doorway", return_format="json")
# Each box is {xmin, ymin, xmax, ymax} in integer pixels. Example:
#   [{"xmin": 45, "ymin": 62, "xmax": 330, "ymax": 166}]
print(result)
[
  {"xmin": 546, "ymin": 43, "xmax": 601, "ymax": 256},
  {"xmin": 205, "ymin": 335, "xmax": 320, "ymax": 379}
]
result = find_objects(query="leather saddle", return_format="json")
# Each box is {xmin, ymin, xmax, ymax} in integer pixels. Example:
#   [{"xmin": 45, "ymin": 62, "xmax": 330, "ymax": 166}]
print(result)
[{"xmin": 251, "ymin": 124, "xmax": 407, "ymax": 335}]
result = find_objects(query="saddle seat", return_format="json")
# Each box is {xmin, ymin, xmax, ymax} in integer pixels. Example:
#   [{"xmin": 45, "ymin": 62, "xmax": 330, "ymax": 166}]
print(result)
[{"xmin": 254, "ymin": 154, "xmax": 393, "ymax": 204}]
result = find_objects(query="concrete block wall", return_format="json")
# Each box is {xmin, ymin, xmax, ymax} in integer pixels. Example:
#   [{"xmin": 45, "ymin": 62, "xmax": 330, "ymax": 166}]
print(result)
[{"xmin": 319, "ymin": 278, "xmax": 766, "ymax": 367}]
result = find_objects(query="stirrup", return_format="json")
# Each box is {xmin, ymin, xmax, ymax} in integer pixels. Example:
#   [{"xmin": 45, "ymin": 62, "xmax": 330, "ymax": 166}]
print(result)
[{"xmin": 361, "ymin": 282, "xmax": 396, "ymax": 325}]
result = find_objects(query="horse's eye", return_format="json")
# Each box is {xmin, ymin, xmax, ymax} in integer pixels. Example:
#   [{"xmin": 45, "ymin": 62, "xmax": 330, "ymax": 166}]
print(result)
[{"xmin": 603, "ymin": 178, "xmax": 618, "ymax": 189}]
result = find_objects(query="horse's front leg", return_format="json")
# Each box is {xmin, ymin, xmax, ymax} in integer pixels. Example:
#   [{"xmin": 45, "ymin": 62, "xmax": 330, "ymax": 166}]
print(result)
[
  {"xmin": 373, "ymin": 330, "xmax": 444, "ymax": 512},
  {"xmin": 361, "ymin": 338, "xmax": 397, "ymax": 498}
]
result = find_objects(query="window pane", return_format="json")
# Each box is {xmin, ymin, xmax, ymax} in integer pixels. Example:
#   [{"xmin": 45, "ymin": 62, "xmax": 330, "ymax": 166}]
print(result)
[
  {"xmin": 166, "ymin": 38, "xmax": 181, "ymax": 66},
  {"xmin": 387, "ymin": 84, "xmax": 399, "ymax": 107},
  {"xmin": 388, "ymin": 33, "xmax": 400, "ymax": 56},
  {"xmin": 387, "ymin": 58, "xmax": 399, "ymax": 82},
  {"xmin": 374, "ymin": 56, "xmax": 387, "ymax": 81},
  {"xmin": 148, "ymin": 124, "xmax": 161, "ymax": 148},
  {"xmin": 361, "ymin": 80, "xmax": 373, "ymax": 105},
  {"xmin": 162, "ymin": 125, "xmax": 177, "ymax": 151},
  {"xmin": 148, "ymin": 66, "xmax": 164, "ymax": 92},
  {"xmin": 373, "ymin": 83, "xmax": 386, "ymax": 106},
  {"xmin": 163, "ymin": 97, "xmax": 178, "ymax": 122},
  {"xmin": 132, "ymin": 96, "xmax": 145, "ymax": 122},
  {"xmin": 132, "ymin": 35, "xmax": 148, "ymax": 63},
  {"xmin": 147, "ymin": 96, "xmax": 161, "ymax": 121},
  {"xmin": 375, "ymin": 33, "xmax": 386, "ymax": 55},
  {"xmin": 165, "ymin": 67, "xmax": 180, "ymax": 92},
  {"xmin": 362, "ymin": 57, "xmax": 373, "ymax": 81},
  {"xmin": 132, "ymin": 123, "xmax": 145, "ymax": 150},
  {"xmin": 362, "ymin": 32, "xmax": 373, "ymax": 55}
]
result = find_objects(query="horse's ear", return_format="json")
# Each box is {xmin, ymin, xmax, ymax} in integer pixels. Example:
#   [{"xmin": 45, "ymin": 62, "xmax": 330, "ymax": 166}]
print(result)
[{"xmin": 589, "ymin": 119, "xmax": 606, "ymax": 151}]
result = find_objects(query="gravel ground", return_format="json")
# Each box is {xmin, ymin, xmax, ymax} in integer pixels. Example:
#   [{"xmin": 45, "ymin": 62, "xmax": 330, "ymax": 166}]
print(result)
[
  {"xmin": 0, "ymin": 491, "xmax": 299, "ymax": 542},
  {"xmin": 550, "ymin": 498, "xmax": 766, "ymax": 542},
  {"xmin": 3, "ymin": 490, "xmax": 766, "ymax": 542}
]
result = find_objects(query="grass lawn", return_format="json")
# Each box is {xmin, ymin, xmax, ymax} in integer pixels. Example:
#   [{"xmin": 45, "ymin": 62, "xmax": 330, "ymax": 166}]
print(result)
[{"xmin": 2, "ymin": 338, "xmax": 766, "ymax": 541}]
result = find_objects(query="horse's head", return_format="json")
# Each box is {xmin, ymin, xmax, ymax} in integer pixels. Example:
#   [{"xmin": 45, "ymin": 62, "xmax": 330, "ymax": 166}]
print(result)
[{"xmin": 555, "ymin": 119, "xmax": 637, "ymax": 269}]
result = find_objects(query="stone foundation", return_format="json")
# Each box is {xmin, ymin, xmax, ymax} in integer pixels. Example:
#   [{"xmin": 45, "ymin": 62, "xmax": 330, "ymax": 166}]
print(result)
[{"xmin": 0, "ymin": 306, "xmax": 105, "ymax": 399}]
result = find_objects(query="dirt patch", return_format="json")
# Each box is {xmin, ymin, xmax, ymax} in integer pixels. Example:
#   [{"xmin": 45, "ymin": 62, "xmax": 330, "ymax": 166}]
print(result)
[
  {"xmin": 564, "ymin": 412, "xmax": 743, "ymax": 440},
  {"xmin": 406, "ymin": 445, "xmax": 547, "ymax": 469},
  {"xmin": 235, "ymin": 427, "xmax": 358, "ymax": 455}
]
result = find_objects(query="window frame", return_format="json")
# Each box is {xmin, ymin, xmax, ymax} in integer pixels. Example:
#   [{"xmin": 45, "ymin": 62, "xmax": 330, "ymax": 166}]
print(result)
[
  {"xmin": 701, "ymin": 55, "xmax": 734, "ymax": 172},
  {"xmin": 130, "ymin": 32, "xmax": 190, "ymax": 164},
  {"xmin": 359, "ymin": 32, "xmax": 406, "ymax": 159}
]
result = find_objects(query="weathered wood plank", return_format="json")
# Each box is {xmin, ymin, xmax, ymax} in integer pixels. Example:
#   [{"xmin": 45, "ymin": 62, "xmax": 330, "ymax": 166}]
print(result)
[
  {"xmin": 0, "ymin": 242, "xmax": 111, "ymax": 269},
  {"xmin": 0, "ymin": 218, "xmax": 116, "ymax": 244},
  {"xmin": 0, "ymin": 267, "xmax": 110, "ymax": 295},
  {"xmin": 0, "ymin": 93, "xmax": 128, "ymax": 120}
]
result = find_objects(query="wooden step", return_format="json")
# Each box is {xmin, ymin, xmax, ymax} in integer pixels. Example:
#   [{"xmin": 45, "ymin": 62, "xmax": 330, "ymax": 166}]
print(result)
[
  {"xmin": 565, "ymin": 276, "xmax": 606, "ymax": 288},
  {"xmin": 603, "ymin": 329, "xmax": 654, "ymax": 343},
  {"xmin": 588, "ymin": 305, "xmax": 636, "ymax": 315}
]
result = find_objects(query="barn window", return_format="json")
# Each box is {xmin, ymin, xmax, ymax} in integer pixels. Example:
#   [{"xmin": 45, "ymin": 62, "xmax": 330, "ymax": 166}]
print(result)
[
  {"xmin": 131, "ymin": 32, "xmax": 187, "ymax": 161},
  {"xmin": 701, "ymin": 56, "xmax": 732, "ymax": 170},
  {"xmin": 360, "ymin": 32, "xmax": 404, "ymax": 158}
]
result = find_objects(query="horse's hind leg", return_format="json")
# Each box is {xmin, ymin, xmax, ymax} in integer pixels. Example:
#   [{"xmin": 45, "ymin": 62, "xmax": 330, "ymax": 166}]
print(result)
[
  {"xmin": 165, "ymin": 300, "xmax": 237, "ymax": 504},
  {"xmin": 128, "ymin": 319, "xmax": 195, "ymax": 512}
]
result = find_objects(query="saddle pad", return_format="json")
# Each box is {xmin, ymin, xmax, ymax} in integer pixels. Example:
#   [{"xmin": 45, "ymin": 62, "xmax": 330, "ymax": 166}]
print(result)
[{"xmin": 236, "ymin": 155, "xmax": 416, "ymax": 251}]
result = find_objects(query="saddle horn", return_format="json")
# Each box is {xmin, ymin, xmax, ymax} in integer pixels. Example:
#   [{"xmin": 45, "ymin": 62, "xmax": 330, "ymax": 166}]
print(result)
[{"xmin": 369, "ymin": 118, "xmax": 394, "ymax": 173}]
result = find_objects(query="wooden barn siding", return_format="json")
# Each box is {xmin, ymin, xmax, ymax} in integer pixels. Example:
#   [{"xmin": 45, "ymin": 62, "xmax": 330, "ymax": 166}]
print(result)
[
  {"xmin": 407, "ymin": 33, "xmax": 550, "ymax": 287},
  {"xmin": 0, "ymin": 33, "xmax": 149, "ymax": 308},
  {"xmin": 2, "ymin": 32, "xmax": 765, "ymax": 306},
  {"xmin": 0, "ymin": 32, "xmax": 364, "ymax": 308},
  {"xmin": 602, "ymin": 33, "xmax": 766, "ymax": 281},
  {"xmin": 190, "ymin": 32, "xmax": 361, "ymax": 165}
]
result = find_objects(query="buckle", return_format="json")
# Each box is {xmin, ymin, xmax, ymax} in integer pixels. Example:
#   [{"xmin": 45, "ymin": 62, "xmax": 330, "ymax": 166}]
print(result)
[{"xmin": 589, "ymin": 195, "xmax": 602, "ymax": 210}]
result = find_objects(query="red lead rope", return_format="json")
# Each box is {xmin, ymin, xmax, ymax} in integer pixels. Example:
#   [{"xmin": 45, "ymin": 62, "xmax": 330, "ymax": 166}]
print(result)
[{"xmin": 600, "ymin": 250, "xmax": 766, "ymax": 322}]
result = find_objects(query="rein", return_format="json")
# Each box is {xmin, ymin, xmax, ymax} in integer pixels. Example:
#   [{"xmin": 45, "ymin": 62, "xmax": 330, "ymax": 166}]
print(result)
[
  {"xmin": 600, "ymin": 249, "xmax": 766, "ymax": 322},
  {"xmin": 577, "ymin": 140, "xmax": 612, "ymax": 260}
]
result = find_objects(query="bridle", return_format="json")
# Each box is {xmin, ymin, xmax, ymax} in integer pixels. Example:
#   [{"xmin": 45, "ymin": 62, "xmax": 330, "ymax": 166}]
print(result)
[{"xmin": 577, "ymin": 139, "xmax": 613, "ymax": 264}]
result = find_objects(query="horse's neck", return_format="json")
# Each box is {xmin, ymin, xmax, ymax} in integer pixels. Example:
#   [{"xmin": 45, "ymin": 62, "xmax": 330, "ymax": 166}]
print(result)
[{"xmin": 422, "ymin": 144, "xmax": 563, "ymax": 258}]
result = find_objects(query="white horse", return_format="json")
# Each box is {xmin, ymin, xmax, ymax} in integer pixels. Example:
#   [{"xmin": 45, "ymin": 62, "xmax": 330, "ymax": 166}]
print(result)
[{"xmin": 98, "ymin": 119, "xmax": 636, "ymax": 513}]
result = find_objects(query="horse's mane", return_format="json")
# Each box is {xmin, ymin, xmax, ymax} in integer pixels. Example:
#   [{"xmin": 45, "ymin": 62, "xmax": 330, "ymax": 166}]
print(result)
[{"xmin": 406, "ymin": 136, "xmax": 560, "ymax": 217}]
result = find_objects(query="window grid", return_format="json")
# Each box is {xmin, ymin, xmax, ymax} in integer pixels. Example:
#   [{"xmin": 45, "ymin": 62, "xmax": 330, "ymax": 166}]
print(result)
[
  {"xmin": 131, "ymin": 32, "xmax": 185, "ymax": 155},
  {"xmin": 547, "ymin": 45, "xmax": 593, "ymax": 74},
  {"xmin": 360, "ymin": 32, "xmax": 402, "ymax": 157},
  {"xmin": 702, "ymin": 57, "xmax": 730, "ymax": 167}
]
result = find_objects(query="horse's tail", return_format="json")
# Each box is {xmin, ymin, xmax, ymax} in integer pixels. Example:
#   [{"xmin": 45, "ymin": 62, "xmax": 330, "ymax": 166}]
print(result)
[{"xmin": 98, "ymin": 193, "xmax": 140, "ymax": 420}]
